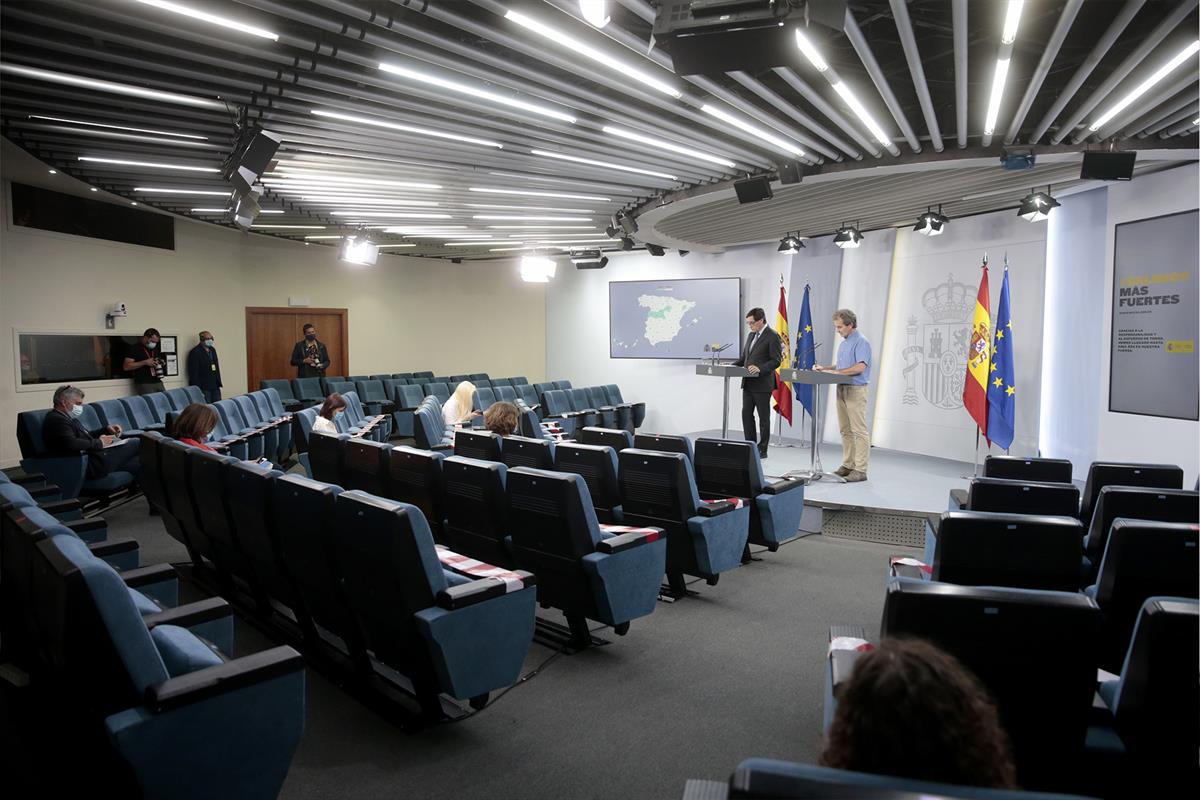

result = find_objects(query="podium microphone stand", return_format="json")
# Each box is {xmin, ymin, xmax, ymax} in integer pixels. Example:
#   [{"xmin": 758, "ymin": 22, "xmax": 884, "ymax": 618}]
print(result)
[
  {"xmin": 695, "ymin": 346, "xmax": 746, "ymax": 439},
  {"xmin": 779, "ymin": 368, "xmax": 854, "ymax": 482}
]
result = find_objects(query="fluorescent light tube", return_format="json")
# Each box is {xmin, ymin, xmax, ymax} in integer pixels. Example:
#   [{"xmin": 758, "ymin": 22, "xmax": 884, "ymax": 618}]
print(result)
[
  {"xmin": 504, "ymin": 10, "xmax": 680, "ymax": 99},
  {"xmin": 310, "ymin": 109, "xmax": 504, "ymax": 148},
  {"xmin": 491, "ymin": 225, "xmax": 596, "ymax": 229},
  {"xmin": 329, "ymin": 211, "xmax": 452, "ymax": 219},
  {"xmin": 305, "ymin": 235, "xmax": 344, "ymax": 239},
  {"xmin": 602, "ymin": 126, "xmax": 736, "ymax": 168},
  {"xmin": 136, "ymin": 0, "xmax": 278, "ymax": 40},
  {"xmin": 469, "ymin": 187, "xmax": 611, "ymax": 201},
  {"xmin": 29, "ymin": 115, "xmax": 207, "ymax": 139},
  {"xmin": 376, "ymin": 244, "xmax": 417, "ymax": 248},
  {"xmin": 983, "ymin": 58, "xmax": 1011, "ymax": 136},
  {"xmin": 1089, "ymin": 40, "xmax": 1200, "ymax": 131},
  {"xmin": 794, "ymin": 29, "xmax": 829, "ymax": 72},
  {"xmin": 134, "ymin": 187, "xmax": 230, "ymax": 195},
  {"xmin": 1001, "ymin": 1, "xmax": 1024, "ymax": 44},
  {"xmin": 379, "ymin": 62, "xmax": 577, "ymax": 123},
  {"xmin": 831, "ymin": 81, "xmax": 891, "ymax": 145},
  {"xmin": 269, "ymin": 168, "xmax": 441, "ymax": 190},
  {"xmin": 579, "ymin": 0, "xmax": 609, "ymax": 28},
  {"xmin": 78, "ymin": 156, "xmax": 218, "ymax": 172},
  {"xmin": 530, "ymin": 148, "xmax": 677, "ymax": 180},
  {"xmin": 0, "ymin": 64, "xmax": 222, "ymax": 108},
  {"xmin": 191, "ymin": 207, "xmax": 231, "ymax": 212},
  {"xmin": 250, "ymin": 225, "xmax": 327, "ymax": 229},
  {"xmin": 700, "ymin": 104, "xmax": 805, "ymax": 157},
  {"xmin": 473, "ymin": 215, "xmax": 593, "ymax": 221},
  {"xmin": 467, "ymin": 203, "xmax": 596, "ymax": 213}
]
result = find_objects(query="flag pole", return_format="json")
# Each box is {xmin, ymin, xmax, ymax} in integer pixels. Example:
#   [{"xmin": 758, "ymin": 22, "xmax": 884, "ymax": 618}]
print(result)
[
  {"xmin": 962, "ymin": 251, "xmax": 988, "ymax": 479},
  {"xmin": 773, "ymin": 272, "xmax": 797, "ymax": 448}
]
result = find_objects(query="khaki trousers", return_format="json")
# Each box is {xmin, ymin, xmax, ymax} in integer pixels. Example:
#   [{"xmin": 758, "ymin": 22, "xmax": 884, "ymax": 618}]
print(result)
[{"xmin": 835, "ymin": 384, "xmax": 870, "ymax": 473}]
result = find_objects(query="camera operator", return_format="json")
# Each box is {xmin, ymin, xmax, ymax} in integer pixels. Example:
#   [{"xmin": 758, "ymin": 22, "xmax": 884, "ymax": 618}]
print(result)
[{"xmin": 123, "ymin": 327, "xmax": 166, "ymax": 395}]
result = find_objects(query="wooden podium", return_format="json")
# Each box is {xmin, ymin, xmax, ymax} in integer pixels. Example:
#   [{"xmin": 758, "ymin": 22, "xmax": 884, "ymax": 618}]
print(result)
[
  {"xmin": 779, "ymin": 368, "xmax": 854, "ymax": 482},
  {"xmin": 695, "ymin": 363, "xmax": 750, "ymax": 439}
]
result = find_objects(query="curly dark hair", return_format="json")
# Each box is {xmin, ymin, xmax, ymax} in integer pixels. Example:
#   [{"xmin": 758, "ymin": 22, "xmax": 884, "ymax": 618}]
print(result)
[
  {"xmin": 821, "ymin": 637, "xmax": 1018, "ymax": 789},
  {"xmin": 483, "ymin": 401, "xmax": 520, "ymax": 437}
]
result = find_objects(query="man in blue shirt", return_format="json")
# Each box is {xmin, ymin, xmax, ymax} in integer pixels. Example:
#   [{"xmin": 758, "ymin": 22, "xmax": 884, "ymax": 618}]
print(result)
[{"xmin": 814, "ymin": 308, "xmax": 872, "ymax": 482}]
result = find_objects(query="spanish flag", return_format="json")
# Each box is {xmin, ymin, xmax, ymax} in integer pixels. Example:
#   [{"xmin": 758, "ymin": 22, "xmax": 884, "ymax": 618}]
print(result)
[
  {"xmin": 771, "ymin": 283, "xmax": 793, "ymax": 424},
  {"xmin": 963, "ymin": 266, "xmax": 991, "ymax": 437}
]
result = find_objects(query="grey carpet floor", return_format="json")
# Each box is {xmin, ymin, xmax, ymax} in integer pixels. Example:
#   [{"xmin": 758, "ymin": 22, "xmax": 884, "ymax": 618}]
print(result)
[{"xmin": 101, "ymin": 494, "xmax": 918, "ymax": 800}]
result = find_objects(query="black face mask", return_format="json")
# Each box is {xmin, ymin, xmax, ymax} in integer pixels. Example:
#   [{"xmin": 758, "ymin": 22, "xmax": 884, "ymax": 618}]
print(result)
[{"xmin": 305, "ymin": 333, "xmax": 316, "ymax": 341}]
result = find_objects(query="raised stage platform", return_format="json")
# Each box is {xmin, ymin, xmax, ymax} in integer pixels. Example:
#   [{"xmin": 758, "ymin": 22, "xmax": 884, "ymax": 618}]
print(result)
[{"xmin": 687, "ymin": 430, "xmax": 975, "ymax": 548}]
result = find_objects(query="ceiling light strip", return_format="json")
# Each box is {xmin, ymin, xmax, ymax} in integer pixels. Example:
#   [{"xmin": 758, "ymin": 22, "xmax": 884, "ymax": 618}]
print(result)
[
  {"xmin": 0, "ymin": 63, "xmax": 223, "ymax": 108},
  {"xmin": 29, "ymin": 114, "xmax": 208, "ymax": 140},
  {"xmin": 78, "ymin": 156, "xmax": 218, "ymax": 172},
  {"xmin": 379, "ymin": 62, "xmax": 577, "ymax": 123},
  {"xmin": 1086, "ymin": 40, "xmax": 1200, "ymax": 134},
  {"xmin": 699, "ymin": 104, "xmax": 805, "ymax": 158},
  {"xmin": 136, "ymin": 0, "xmax": 278, "ymax": 40},
  {"xmin": 529, "ymin": 149, "xmax": 678, "ymax": 180},
  {"xmin": 982, "ymin": 0, "xmax": 1024, "ymax": 146},
  {"xmin": 310, "ymin": 109, "xmax": 504, "ymax": 149}
]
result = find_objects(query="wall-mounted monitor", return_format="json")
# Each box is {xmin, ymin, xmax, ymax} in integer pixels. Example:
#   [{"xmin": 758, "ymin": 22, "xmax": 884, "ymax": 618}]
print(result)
[{"xmin": 609, "ymin": 277, "xmax": 742, "ymax": 359}]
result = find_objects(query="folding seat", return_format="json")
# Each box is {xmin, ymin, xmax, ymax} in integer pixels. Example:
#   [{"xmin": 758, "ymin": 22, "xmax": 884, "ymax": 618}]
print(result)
[
  {"xmin": 415, "ymin": 405, "xmax": 453, "ymax": 451},
  {"xmin": 515, "ymin": 383, "xmax": 541, "ymax": 413},
  {"xmin": 201, "ymin": 408, "xmax": 251, "ymax": 460},
  {"xmin": 327, "ymin": 379, "xmax": 357, "ymax": 398},
  {"xmin": 188, "ymin": 448, "xmax": 264, "ymax": 603},
  {"xmin": 213, "ymin": 400, "xmax": 269, "ymax": 460},
  {"xmin": 93, "ymin": 399, "xmax": 145, "ymax": 438},
  {"xmin": 541, "ymin": 390, "xmax": 584, "ymax": 435},
  {"xmin": 158, "ymin": 440, "xmax": 223, "ymax": 577},
  {"xmin": 385, "ymin": 446, "xmax": 446, "ymax": 538},
  {"xmin": 232, "ymin": 395, "xmax": 283, "ymax": 462},
  {"xmin": 164, "ymin": 387, "xmax": 191, "ymax": 411},
  {"xmin": 182, "ymin": 386, "xmax": 205, "ymax": 405},
  {"xmin": 342, "ymin": 438, "xmax": 392, "ymax": 496},
  {"xmin": 983, "ymin": 454, "xmax": 1073, "ymax": 484},
  {"xmin": 579, "ymin": 427, "xmax": 633, "ymax": 452},
  {"xmin": 553, "ymin": 443, "xmax": 623, "ymax": 523},
  {"xmin": 119, "ymin": 396, "xmax": 166, "ymax": 433},
  {"xmin": 566, "ymin": 388, "xmax": 601, "ymax": 428},
  {"xmin": 354, "ymin": 379, "xmax": 396, "ymax": 415},
  {"xmin": 508, "ymin": 376, "xmax": 528, "ymax": 385},
  {"xmin": 137, "ymin": 433, "xmax": 193, "ymax": 556},
  {"xmin": 342, "ymin": 391, "xmax": 389, "ymax": 440},
  {"xmin": 393, "ymin": 384, "xmax": 427, "ymax": 438},
  {"xmin": 583, "ymin": 386, "xmax": 618, "ymax": 428},
  {"xmin": 875, "ymin": 579, "xmax": 1101, "ymax": 788},
  {"xmin": 1082, "ymin": 486, "xmax": 1198, "ymax": 574},
  {"xmin": 949, "ymin": 476, "xmax": 1080, "ymax": 516},
  {"xmin": 693, "ymin": 438, "xmax": 805, "ymax": 552},
  {"xmin": 331, "ymin": 491, "xmax": 536, "ymax": 713},
  {"xmin": 307, "ymin": 432, "xmax": 349, "ymax": 485},
  {"xmin": 1080, "ymin": 462, "xmax": 1184, "ymax": 527},
  {"xmin": 472, "ymin": 386, "xmax": 498, "ymax": 413},
  {"xmin": 507, "ymin": 467, "xmax": 665, "ymax": 645},
  {"xmin": 432, "ymin": 376, "xmax": 453, "ymax": 384},
  {"xmin": 34, "ymin": 533, "xmax": 304, "ymax": 800},
  {"xmin": 250, "ymin": 390, "xmax": 293, "ymax": 461},
  {"xmin": 412, "ymin": 371, "xmax": 434, "ymax": 380},
  {"xmin": 618, "ymin": 449, "xmax": 750, "ymax": 597},
  {"xmin": 501, "ymin": 435, "xmax": 556, "ymax": 470},
  {"xmin": 491, "ymin": 378, "xmax": 513, "ymax": 389},
  {"xmin": 292, "ymin": 377, "xmax": 325, "ymax": 407},
  {"xmin": 453, "ymin": 430, "xmax": 502, "ymax": 462},
  {"xmin": 261, "ymin": 379, "xmax": 306, "ymax": 411},
  {"xmin": 272, "ymin": 475, "xmax": 373, "ymax": 674},
  {"xmin": 16, "ymin": 409, "xmax": 138, "ymax": 501},
  {"xmin": 422, "ymin": 382, "xmax": 452, "ymax": 404},
  {"xmin": 395, "ymin": 372, "xmax": 416, "ymax": 379},
  {"xmin": 494, "ymin": 385, "xmax": 518, "ymax": 404},
  {"xmin": 450, "ymin": 374, "xmax": 471, "ymax": 383},
  {"xmin": 441, "ymin": 456, "xmax": 512, "ymax": 567},
  {"xmin": 143, "ymin": 392, "xmax": 175, "ymax": 424},
  {"xmin": 1096, "ymin": 597, "xmax": 1198, "ymax": 775},
  {"xmin": 320, "ymin": 375, "xmax": 346, "ymax": 395},
  {"xmin": 347, "ymin": 374, "xmax": 371, "ymax": 383},
  {"xmin": 634, "ymin": 432, "xmax": 693, "ymax": 461},
  {"xmin": 554, "ymin": 380, "xmax": 573, "ymax": 390},
  {"xmin": 533, "ymin": 381, "xmax": 556, "ymax": 404},
  {"xmin": 1086, "ymin": 520, "xmax": 1199, "ymax": 671},
  {"xmin": 603, "ymin": 384, "xmax": 646, "ymax": 429},
  {"xmin": 470, "ymin": 373, "xmax": 490, "ymax": 381},
  {"xmin": 900, "ymin": 511, "xmax": 1083, "ymax": 592}
]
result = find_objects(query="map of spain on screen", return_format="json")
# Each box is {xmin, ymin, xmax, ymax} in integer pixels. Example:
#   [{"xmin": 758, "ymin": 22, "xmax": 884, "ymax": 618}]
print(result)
[{"xmin": 609, "ymin": 278, "xmax": 741, "ymax": 359}]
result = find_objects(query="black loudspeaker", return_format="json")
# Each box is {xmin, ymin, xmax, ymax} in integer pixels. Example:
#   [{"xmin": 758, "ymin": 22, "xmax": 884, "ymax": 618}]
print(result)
[
  {"xmin": 807, "ymin": 0, "xmax": 849, "ymax": 29},
  {"xmin": 734, "ymin": 176, "xmax": 773, "ymax": 204},
  {"xmin": 777, "ymin": 161, "xmax": 803, "ymax": 185},
  {"xmin": 1081, "ymin": 152, "xmax": 1136, "ymax": 181}
]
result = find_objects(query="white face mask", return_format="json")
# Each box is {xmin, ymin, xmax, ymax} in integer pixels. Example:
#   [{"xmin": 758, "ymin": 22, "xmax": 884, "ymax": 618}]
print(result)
[
  {"xmin": 147, "ymin": 341, "xmax": 158, "ymax": 350},
  {"xmin": 71, "ymin": 403, "xmax": 85, "ymax": 417}
]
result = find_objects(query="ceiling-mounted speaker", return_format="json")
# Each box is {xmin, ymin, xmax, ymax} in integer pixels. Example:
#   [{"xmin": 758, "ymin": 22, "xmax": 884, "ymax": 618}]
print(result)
[
  {"xmin": 777, "ymin": 161, "xmax": 803, "ymax": 185},
  {"xmin": 806, "ymin": 0, "xmax": 849, "ymax": 29},
  {"xmin": 1080, "ymin": 151, "xmax": 1136, "ymax": 181},
  {"xmin": 734, "ymin": 175, "xmax": 773, "ymax": 204}
]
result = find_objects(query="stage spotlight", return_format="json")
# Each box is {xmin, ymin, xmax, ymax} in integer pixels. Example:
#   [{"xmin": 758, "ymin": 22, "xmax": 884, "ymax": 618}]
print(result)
[
  {"xmin": 520, "ymin": 254, "xmax": 557, "ymax": 282},
  {"xmin": 914, "ymin": 206, "xmax": 948, "ymax": 237},
  {"xmin": 620, "ymin": 237, "xmax": 634, "ymax": 251},
  {"xmin": 646, "ymin": 243, "xmax": 666, "ymax": 256},
  {"xmin": 339, "ymin": 236, "xmax": 379, "ymax": 266},
  {"xmin": 1017, "ymin": 187, "xmax": 1060, "ymax": 222},
  {"xmin": 833, "ymin": 223, "xmax": 863, "ymax": 249},
  {"xmin": 777, "ymin": 234, "xmax": 805, "ymax": 254},
  {"xmin": 232, "ymin": 184, "xmax": 262, "ymax": 229},
  {"xmin": 616, "ymin": 210, "xmax": 638, "ymax": 235},
  {"xmin": 571, "ymin": 249, "xmax": 609, "ymax": 269}
]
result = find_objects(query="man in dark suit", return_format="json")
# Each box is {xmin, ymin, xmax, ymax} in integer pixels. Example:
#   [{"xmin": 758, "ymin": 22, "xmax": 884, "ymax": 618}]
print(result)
[
  {"xmin": 290, "ymin": 322, "xmax": 329, "ymax": 378},
  {"xmin": 186, "ymin": 330, "xmax": 222, "ymax": 403},
  {"xmin": 42, "ymin": 385, "xmax": 140, "ymax": 479},
  {"xmin": 732, "ymin": 307, "xmax": 783, "ymax": 458}
]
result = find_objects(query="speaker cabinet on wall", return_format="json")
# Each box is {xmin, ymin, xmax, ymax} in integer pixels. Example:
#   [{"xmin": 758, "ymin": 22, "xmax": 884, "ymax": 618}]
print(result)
[
  {"xmin": 777, "ymin": 161, "xmax": 803, "ymax": 185},
  {"xmin": 1080, "ymin": 152, "xmax": 1136, "ymax": 181},
  {"xmin": 734, "ymin": 176, "xmax": 773, "ymax": 204}
]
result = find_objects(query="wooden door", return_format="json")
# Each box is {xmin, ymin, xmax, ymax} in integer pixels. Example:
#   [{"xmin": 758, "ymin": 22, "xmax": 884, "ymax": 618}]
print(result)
[{"xmin": 245, "ymin": 307, "xmax": 349, "ymax": 392}]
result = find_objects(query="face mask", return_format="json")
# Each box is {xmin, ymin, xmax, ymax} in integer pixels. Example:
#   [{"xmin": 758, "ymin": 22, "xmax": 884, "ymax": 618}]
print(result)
[
  {"xmin": 207, "ymin": 430, "xmax": 217, "ymax": 442},
  {"xmin": 203, "ymin": 339, "xmax": 214, "ymax": 348},
  {"xmin": 147, "ymin": 341, "xmax": 158, "ymax": 350},
  {"xmin": 71, "ymin": 403, "xmax": 85, "ymax": 417},
  {"xmin": 334, "ymin": 410, "xmax": 344, "ymax": 419},
  {"xmin": 305, "ymin": 333, "xmax": 316, "ymax": 341}
]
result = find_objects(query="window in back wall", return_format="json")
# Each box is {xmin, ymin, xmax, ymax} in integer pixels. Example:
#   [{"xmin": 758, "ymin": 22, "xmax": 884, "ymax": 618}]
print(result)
[{"xmin": 9, "ymin": 182, "xmax": 175, "ymax": 250}]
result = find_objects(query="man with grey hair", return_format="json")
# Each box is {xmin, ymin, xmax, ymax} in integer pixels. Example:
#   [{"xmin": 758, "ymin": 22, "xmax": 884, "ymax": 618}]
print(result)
[
  {"xmin": 815, "ymin": 308, "xmax": 872, "ymax": 482},
  {"xmin": 42, "ymin": 385, "xmax": 141, "ymax": 480}
]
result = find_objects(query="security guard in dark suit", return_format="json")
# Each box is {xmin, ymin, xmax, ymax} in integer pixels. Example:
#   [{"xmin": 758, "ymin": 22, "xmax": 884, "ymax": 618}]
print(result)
[
  {"xmin": 732, "ymin": 307, "xmax": 783, "ymax": 458},
  {"xmin": 186, "ymin": 330, "xmax": 222, "ymax": 403}
]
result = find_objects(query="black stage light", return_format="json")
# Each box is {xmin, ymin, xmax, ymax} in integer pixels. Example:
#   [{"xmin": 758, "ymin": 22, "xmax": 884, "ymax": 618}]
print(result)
[
  {"xmin": 1017, "ymin": 187, "xmax": 1060, "ymax": 222},
  {"xmin": 777, "ymin": 234, "xmax": 805, "ymax": 253},
  {"xmin": 833, "ymin": 223, "xmax": 863, "ymax": 249},
  {"xmin": 914, "ymin": 206, "xmax": 948, "ymax": 237},
  {"xmin": 646, "ymin": 243, "xmax": 666, "ymax": 256},
  {"xmin": 571, "ymin": 249, "xmax": 609, "ymax": 269}
]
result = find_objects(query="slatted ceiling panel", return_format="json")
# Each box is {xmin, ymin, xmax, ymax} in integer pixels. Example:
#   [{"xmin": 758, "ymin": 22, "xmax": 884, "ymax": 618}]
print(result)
[{"xmin": 0, "ymin": 1, "xmax": 1195, "ymax": 260}]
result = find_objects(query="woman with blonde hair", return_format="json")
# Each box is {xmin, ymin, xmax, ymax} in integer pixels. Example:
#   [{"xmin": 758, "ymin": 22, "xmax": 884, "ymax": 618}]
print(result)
[{"xmin": 442, "ymin": 380, "xmax": 481, "ymax": 427}]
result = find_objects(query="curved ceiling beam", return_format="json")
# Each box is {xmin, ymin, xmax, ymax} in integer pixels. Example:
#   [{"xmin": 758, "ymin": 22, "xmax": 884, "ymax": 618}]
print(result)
[
  {"xmin": 888, "ymin": 0, "xmax": 943, "ymax": 152},
  {"xmin": 953, "ymin": 0, "xmax": 968, "ymax": 148},
  {"xmin": 842, "ymin": 8, "xmax": 921, "ymax": 153},
  {"xmin": 1002, "ymin": 0, "xmax": 1084, "ymax": 145}
]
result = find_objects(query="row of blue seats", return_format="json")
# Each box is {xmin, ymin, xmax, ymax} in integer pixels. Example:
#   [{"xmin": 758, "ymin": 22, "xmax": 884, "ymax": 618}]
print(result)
[
  {"xmin": 1, "ymin": 471, "xmax": 304, "ymax": 800},
  {"xmin": 261, "ymin": 375, "xmax": 529, "ymax": 412},
  {"xmin": 137, "ymin": 431, "xmax": 537, "ymax": 719}
]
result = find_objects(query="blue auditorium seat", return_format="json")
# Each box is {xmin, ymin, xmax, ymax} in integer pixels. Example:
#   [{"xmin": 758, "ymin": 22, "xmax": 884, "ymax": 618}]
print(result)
[
  {"xmin": 182, "ymin": 386, "xmax": 205, "ymax": 405},
  {"xmin": 319, "ymin": 376, "xmax": 345, "ymax": 396},
  {"xmin": 450, "ymin": 374, "xmax": 471, "ymax": 383},
  {"xmin": 453, "ymin": 430, "xmax": 502, "ymax": 462},
  {"xmin": 412, "ymin": 371, "xmax": 435, "ymax": 380},
  {"xmin": 386, "ymin": 446, "xmax": 446, "ymax": 537},
  {"xmin": 566, "ymin": 388, "xmax": 601, "ymax": 428},
  {"xmin": 515, "ymin": 383, "xmax": 541, "ymax": 413},
  {"xmin": 500, "ymin": 435, "xmax": 555, "ymax": 470},
  {"xmin": 307, "ymin": 432, "xmax": 349, "ymax": 486},
  {"xmin": 164, "ymin": 388, "xmax": 191, "ymax": 411},
  {"xmin": 472, "ymin": 386, "xmax": 498, "ymax": 412},
  {"xmin": 983, "ymin": 454, "xmax": 1074, "ymax": 484},
  {"xmin": 583, "ymin": 386, "xmax": 618, "ymax": 428},
  {"xmin": 158, "ymin": 440, "xmax": 223, "ymax": 576},
  {"xmin": 491, "ymin": 378, "xmax": 512, "ymax": 389},
  {"xmin": 618, "ymin": 448, "xmax": 750, "ymax": 597},
  {"xmin": 441, "ymin": 456, "xmax": 511, "ymax": 567},
  {"xmin": 260, "ymin": 379, "xmax": 305, "ymax": 411},
  {"xmin": 579, "ymin": 427, "xmax": 633, "ymax": 451},
  {"xmin": 507, "ymin": 467, "xmax": 665, "ymax": 645},
  {"xmin": 343, "ymin": 391, "xmax": 389, "ymax": 440},
  {"xmin": 694, "ymin": 438, "xmax": 805, "ymax": 552},
  {"xmin": 143, "ymin": 392, "xmax": 175, "ymax": 425},
  {"xmin": 554, "ymin": 443, "xmax": 623, "ymax": 524},
  {"xmin": 633, "ymin": 432, "xmax": 693, "ymax": 461},
  {"xmin": 119, "ymin": 395, "xmax": 166, "ymax": 433},
  {"xmin": 469, "ymin": 373, "xmax": 490, "ymax": 381},
  {"xmin": 342, "ymin": 438, "xmax": 392, "ymax": 496},
  {"xmin": 356, "ymin": 379, "xmax": 397, "ymax": 416},
  {"xmin": 422, "ymin": 382, "xmax": 452, "ymax": 405},
  {"xmin": 603, "ymin": 384, "xmax": 645, "ymax": 429},
  {"xmin": 347, "ymin": 374, "xmax": 371, "ymax": 383},
  {"xmin": 1082, "ymin": 486, "xmax": 1198, "ymax": 576},
  {"xmin": 393, "ymin": 384, "xmax": 426, "ymax": 438},
  {"xmin": 213, "ymin": 400, "xmax": 266, "ymax": 459},
  {"xmin": 950, "ymin": 476, "xmax": 1080, "ymax": 516},
  {"xmin": 15, "ymin": 409, "xmax": 136, "ymax": 500},
  {"xmin": 249, "ymin": 390, "xmax": 293, "ymax": 461},
  {"xmin": 233, "ymin": 395, "xmax": 284, "ymax": 462},
  {"xmin": 553, "ymin": 380, "xmax": 572, "ymax": 390},
  {"xmin": 93, "ymin": 399, "xmax": 144, "ymax": 438},
  {"xmin": 508, "ymin": 376, "xmax": 528, "ymax": 385},
  {"xmin": 1080, "ymin": 462, "xmax": 1184, "ymax": 527},
  {"xmin": 414, "ymin": 404, "xmax": 454, "ymax": 451},
  {"xmin": 331, "ymin": 491, "xmax": 537, "ymax": 711},
  {"xmin": 494, "ymin": 385, "xmax": 518, "ymax": 403},
  {"xmin": 291, "ymin": 378, "xmax": 325, "ymax": 407},
  {"xmin": 138, "ymin": 433, "xmax": 194, "ymax": 561},
  {"xmin": 541, "ymin": 390, "xmax": 583, "ymax": 435}
]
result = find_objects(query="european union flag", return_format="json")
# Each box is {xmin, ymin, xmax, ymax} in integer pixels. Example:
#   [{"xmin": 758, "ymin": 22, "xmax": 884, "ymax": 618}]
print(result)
[
  {"xmin": 986, "ymin": 267, "xmax": 1015, "ymax": 449},
  {"xmin": 794, "ymin": 285, "xmax": 815, "ymax": 416}
]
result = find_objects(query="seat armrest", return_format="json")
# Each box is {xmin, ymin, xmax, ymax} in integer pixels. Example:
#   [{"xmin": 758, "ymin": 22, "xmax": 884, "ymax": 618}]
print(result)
[
  {"xmin": 39, "ymin": 497, "xmax": 83, "ymax": 517},
  {"xmin": 949, "ymin": 487, "xmax": 968, "ymax": 509},
  {"xmin": 146, "ymin": 645, "xmax": 304, "ymax": 712},
  {"xmin": 143, "ymin": 596, "xmax": 231, "ymax": 630},
  {"xmin": 64, "ymin": 517, "xmax": 107, "ymax": 537},
  {"xmin": 828, "ymin": 625, "xmax": 871, "ymax": 689},
  {"xmin": 888, "ymin": 556, "xmax": 931, "ymax": 579},
  {"xmin": 763, "ymin": 478, "xmax": 804, "ymax": 495},
  {"xmin": 88, "ymin": 537, "xmax": 139, "ymax": 559},
  {"xmin": 430, "ymin": 443, "xmax": 454, "ymax": 452},
  {"xmin": 436, "ymin": 571, "xmax": 535, "ymax": 610},
  {"xmin": 11, "ymin": 472, "xmax": 48, "ymax": 488},
  {"xmin": 120, "ymin": 562, "xmax": 177, "ymax": 588},
  {"xmin": 597, "ymin": 528, "xmax": 664, "ymax": 553},
  {"xmin": 697, "ymin": 499, "xmax": 736, "ymax": 517},
  {"xmin": 27, "ymin": 484, "xmax": 61, "ymax": 501}
]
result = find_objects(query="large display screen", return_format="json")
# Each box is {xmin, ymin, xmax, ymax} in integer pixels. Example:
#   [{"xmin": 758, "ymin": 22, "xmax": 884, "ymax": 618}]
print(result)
[
  {"xmin": 609, "ymin": 277, "xmax": 742, "ymax": 359},
  {"xmin": 1109, "ymin": 209, "xmax": 1199, "ymax": 420}
]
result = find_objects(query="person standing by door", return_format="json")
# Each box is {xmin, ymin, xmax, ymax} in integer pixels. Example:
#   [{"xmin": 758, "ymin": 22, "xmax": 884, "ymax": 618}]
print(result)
[
  {"xmin": 290, "ymin": 322, "xmax": 329, "ymax": 378},
  {"xmin": 186, "ymin": 330, "xmax": 222, "ymax": 403},
  {"xmin": 732, "ymin": 307, "xmax": 783, "ymax": 459},
  {"xmin": 122, "ymin": 327, "xmax": 165, "ymax": 396}
]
